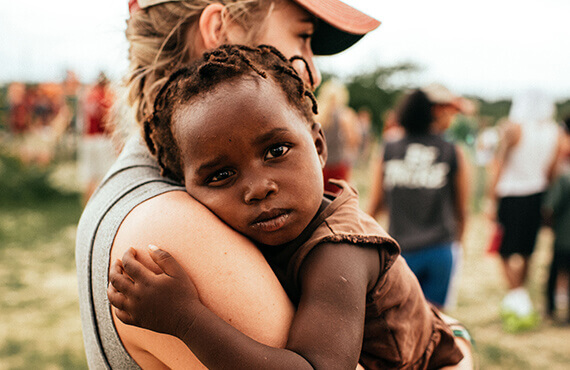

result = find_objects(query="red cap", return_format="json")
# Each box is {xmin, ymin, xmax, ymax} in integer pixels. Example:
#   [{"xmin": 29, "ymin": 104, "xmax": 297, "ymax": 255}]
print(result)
[{"xmin": 129, "ymin": 0, "xmax": 380, "ymax": 55}]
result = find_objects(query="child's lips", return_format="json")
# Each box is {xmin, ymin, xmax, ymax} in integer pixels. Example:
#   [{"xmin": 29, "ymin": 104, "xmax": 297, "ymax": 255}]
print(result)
[{"xmin": 250, "ymin": 209, "xmax": 291, "ymax": 232}]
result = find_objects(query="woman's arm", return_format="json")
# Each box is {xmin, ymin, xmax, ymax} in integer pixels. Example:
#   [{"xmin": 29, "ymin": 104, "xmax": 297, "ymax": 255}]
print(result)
[
  {"xmin": 110, "ymin": 190, "xmax": 295, "ymax": 369},
  {"xmin": 110, "ymin": 240, "xmax": 378, "ymax": 369}
]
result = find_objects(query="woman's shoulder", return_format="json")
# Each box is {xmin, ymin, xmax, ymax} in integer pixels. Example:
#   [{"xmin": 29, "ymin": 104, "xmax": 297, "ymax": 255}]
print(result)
[
  {"xmin": 113, "ymin": 190, "xmax": 245, "ymax": 260},
  {"xmin": 123, "ymin": 190, "xmax": 227, "ymax": 232}
]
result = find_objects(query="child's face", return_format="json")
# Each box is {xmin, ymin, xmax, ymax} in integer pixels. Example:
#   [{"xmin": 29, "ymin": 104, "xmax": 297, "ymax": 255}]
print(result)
[{"xmin": 173, "ymin": 76, "xmax": 326, "ymax": 246}]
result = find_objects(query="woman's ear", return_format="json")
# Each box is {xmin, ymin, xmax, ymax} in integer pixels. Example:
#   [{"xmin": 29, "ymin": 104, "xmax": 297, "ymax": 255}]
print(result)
[
  {"xmin": 198, "ymin": 3, "xmax": 226, "ymax": 50},
  {"xmin": 312, "ymin": 122, "xmax": 328, "ymax": 168}
]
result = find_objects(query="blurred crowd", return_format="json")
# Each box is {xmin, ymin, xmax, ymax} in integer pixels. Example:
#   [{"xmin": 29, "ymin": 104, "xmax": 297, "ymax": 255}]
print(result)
[
  {"xmin": 3, "ymin": 70, "xmax": 118, "ymax": 203},
  {"xmin": 6, "ymin": 71, "xmax": 81, "ymax": 166},
  {"xmin": 351, "ymin": 84, "xmax": 569, "ymax": 333},
  {"xmin": 313, "ymin": 81, "xmax": 570, "ymax": 332},
  {"xmin": 1, "ymin": 72, "xmax": 569, "ymax": 332}
]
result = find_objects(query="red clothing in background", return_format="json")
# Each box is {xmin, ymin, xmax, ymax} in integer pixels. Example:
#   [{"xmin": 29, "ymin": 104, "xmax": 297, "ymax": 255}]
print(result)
[{"xmin": 84, "ymin": 84, "xmax": 114, "ymax": 135}]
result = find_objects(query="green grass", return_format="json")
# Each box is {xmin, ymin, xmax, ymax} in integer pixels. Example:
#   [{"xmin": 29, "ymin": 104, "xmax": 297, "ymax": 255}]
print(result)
[
  {"xmin": 0, "ymin": 338, "xmax": 87, "ymax": 370},
  {"xmin": 0, "ymin": 151, "xmax": 87, "ymax": 370}
]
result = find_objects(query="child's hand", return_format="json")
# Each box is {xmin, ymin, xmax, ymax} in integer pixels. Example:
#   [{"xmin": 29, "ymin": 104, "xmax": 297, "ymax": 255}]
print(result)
[{"xmin": 107, "ymin": 245, "xmax": 203, "ymax": 339}]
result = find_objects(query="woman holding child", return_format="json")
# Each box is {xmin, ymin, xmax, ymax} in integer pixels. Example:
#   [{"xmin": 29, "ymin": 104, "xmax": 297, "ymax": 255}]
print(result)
[{"xmin": 76, "ymin": 0, "xmax": 472, "ymax": 368}]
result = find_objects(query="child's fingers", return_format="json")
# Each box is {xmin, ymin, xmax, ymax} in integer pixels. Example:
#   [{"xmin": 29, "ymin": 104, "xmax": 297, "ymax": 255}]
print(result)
[
  {"xmin": 110, "ymin": 259, "xmax": 132, "ymax": 280},
  {"xmin": 114, "ymin": 308, "xmax": 135, "ymax": 326},
  {"xmin": 147, "ymin": 244, "xmax": 186, "ymax": 278},
  {"xmin": 107, "ymin": 284, "xmax": 127, "ymax": 311},
  {"xmin": 121, "ymin": 247, "xmax": 138, "ymax": 263},
  {"xmin": 121, "ymin": 247, "xmax": 153, "ymax": 282},
  {"xmin": 109, "ymin": 263, "xmax": 135, "ymax": 294}
]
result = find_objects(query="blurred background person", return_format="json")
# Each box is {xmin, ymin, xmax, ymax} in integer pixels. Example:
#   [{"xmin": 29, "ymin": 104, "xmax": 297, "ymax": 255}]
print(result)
[
  {"xmin": 542, "ymin": 116, "xmax": 570, "ymax": 324},
  {"xmin": 560, "ymin": 115, "xmax": 570, "ymax": 172},
  {"xmin": 61, "ymin": 70, "xmax": 81, "ymax": 147},
  {"xmin": 355, "ymin": 106, "xmax": 374, "ymax": 165},
  {"xmin": 316, "ymin": 79, "xmax": 362, "ymax": 194},
  {"xmin": 7, "ymin": 82, "xmax": 30, "ymax": 135},
  {"xmin": 367, "ymin": 84, "xmax": 470, "ymax": 310},
  {"xmin": 381, "ymin": 108, "xmax": 404, "ymax": 143},
  {"xmin": 78, "ymin": 72, "xmax": 116, "ymax": 205},
  {"xmin": 487, "ymin": 89, "xmax": 562, "ymax": 332},
  {"xmin": 473, "ymin": 118, "xmax": 499, "ymax": 212},
  {"xmin": 18, "ymin": 82, "xmax": 71, "ymax": 166}
]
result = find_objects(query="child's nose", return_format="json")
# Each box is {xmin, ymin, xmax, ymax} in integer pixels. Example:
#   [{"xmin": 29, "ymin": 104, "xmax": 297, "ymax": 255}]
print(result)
[{"xmin": 243, "ymin": 179, "xmax": 278, "ymax": 204}]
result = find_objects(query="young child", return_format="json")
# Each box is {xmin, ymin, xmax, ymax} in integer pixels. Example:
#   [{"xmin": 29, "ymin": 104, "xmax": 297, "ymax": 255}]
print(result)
[{"xmin": 108, "ymin": 44, "xmax": 465, "ymax": 369}]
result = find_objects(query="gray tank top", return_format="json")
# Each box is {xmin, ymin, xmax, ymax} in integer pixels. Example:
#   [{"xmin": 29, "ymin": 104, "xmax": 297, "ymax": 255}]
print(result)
[{"xmin": 75, "ymin": 137, "xmax": 184, "ymax": 369}]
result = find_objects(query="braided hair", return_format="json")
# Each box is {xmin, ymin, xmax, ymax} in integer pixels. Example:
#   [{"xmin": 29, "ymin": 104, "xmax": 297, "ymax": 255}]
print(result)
[{"xmin": 144, "ymin": 44, "xmax": 318, "ymax": 182}]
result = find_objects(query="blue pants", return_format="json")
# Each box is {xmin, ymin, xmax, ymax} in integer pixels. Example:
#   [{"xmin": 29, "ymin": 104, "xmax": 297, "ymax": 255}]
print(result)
[{"xmin": 402, "ymin": 242, "xmax": 456, "ymax": 307}]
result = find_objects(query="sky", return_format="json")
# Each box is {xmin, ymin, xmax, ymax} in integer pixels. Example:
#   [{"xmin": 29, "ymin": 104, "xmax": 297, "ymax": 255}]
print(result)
[{"xmin": 1, "ymin": 0, "xmax": 568, "ymax": 101}]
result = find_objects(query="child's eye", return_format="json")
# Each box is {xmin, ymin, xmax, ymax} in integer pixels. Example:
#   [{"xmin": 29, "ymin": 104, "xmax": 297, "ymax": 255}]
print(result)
[
  {"xmin": 206, "ymin": 169, "xmax": 235, "ymax": 185},
  {"xmin": 265, "ymin": 145, "xmax": 290, "ymax": 160}
]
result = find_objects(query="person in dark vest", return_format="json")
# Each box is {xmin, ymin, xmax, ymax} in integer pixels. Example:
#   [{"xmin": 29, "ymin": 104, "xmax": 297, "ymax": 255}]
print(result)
[{"xmin": 368, "ymin": 85, "xmax": 470, "ymax": 311}]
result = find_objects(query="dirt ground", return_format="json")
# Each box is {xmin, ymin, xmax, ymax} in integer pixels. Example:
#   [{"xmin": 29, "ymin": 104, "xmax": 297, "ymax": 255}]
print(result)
[{"xmin": 453, "ymin": 215, "xmax": 570, "ymax": 369}]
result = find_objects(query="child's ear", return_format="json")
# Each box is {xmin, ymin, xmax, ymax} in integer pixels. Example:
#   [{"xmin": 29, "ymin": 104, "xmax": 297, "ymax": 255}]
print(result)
[{"xmin": 311, "ymin": 122, "xmax": 328, "ymax": 168}]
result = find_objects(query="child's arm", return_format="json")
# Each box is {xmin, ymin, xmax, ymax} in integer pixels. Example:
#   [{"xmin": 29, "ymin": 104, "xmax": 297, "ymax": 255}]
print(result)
[
  {"xmin": 108, "ymin": 242, "xmax": 379, "ymax": 369},
  {"xmin": 109, "ymin": 246, "xmax": 312, "ymax": 368}
]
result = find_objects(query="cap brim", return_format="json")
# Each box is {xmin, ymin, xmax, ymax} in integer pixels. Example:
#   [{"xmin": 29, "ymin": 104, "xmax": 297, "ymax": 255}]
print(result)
[
  {"xmin": 311, "ymin": 21, "xmax": 365, "ymax": 56},
  {"xmin": 293, "ymin": 0, "xmax": 381, "ymax": 55}
]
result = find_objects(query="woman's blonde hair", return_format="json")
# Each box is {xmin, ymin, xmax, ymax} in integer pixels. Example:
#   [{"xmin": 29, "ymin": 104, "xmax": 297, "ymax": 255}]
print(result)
[
  {"xmin": 115, "ymin": 0, "xmax": 278, "ymax": 138},
  {"xmin": 315, "ymin": 79, "xmax": 349, "ymax": 129}
]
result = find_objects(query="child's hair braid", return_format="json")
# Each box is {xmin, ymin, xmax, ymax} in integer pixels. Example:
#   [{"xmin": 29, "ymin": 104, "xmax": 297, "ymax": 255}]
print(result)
[{"xmin": 143, "ymin": 44, "xmax": 318, "ymax": 183}]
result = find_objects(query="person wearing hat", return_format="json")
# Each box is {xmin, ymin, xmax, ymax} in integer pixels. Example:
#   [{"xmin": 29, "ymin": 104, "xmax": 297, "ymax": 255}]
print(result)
[
  {"xmin": 76, "ymin": 1, "xmax": 472, "ymax": 368},
  {"xmin": 368, "ymin": 85, "xmax": 470, "ymax": 312},
  {"xmin": 76, "ymin": 1, "xmax": 377, "ymax": 368}
]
